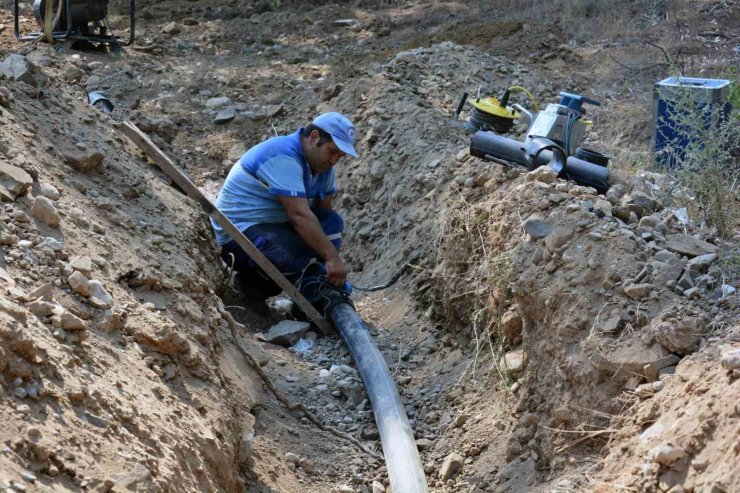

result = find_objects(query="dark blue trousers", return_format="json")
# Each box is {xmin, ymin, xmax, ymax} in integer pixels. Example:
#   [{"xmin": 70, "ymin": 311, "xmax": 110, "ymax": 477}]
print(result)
[{"xmin": 220, "ymin": 208, "xmax": 343, "ymax": 301}]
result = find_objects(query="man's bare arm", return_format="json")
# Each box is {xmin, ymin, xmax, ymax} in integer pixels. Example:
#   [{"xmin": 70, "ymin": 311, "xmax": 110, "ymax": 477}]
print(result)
[{"xmin": 277, "ymin": 195, "xmax": 347, "ymax": 286}]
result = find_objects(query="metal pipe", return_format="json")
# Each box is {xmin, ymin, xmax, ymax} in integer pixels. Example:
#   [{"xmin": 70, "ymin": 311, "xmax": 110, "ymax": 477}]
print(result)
[{"xmin": 329, "ymin": 302, "xmax": 429, "ymax": 493}]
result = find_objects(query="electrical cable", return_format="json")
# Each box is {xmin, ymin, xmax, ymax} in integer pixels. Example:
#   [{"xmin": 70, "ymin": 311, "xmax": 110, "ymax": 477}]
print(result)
[
  {"xmin": 290, "ymin": 253, "xmax": 420, "ymax": 320},
  {"xmin": 298, "ymin": 275, "xmax": 354, "ymax": 318},
  {"xmin": 351, "ymin": 261, "xmax": 416, "ymax": 292},
  {"xmin": 507, "ymin": 85, "xmax": 539, "ymax": 112},
  {"xmin": 469, "ymin": 106, "xmax": 515, "ymax": 133},
  {"xmin": 564, "ymin": 113, "xmax": 580, "ymax": 157},
  {"xmin": 467, "ymin": 85, "xmax": 537, "ymax": 133},
  {"xmin": 301, "ymin": 252, "xmax": 419, "ymax": 300}
]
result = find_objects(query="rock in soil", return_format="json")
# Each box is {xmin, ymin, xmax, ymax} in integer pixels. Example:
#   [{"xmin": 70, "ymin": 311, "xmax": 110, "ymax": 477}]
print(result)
[
  {"xmin": 438, "ymin": 452, "xmax": 464, "ymax": 480},
  {"xmin": 720, "ymin": 348, "xmax": 740, "ymax": 371},
  {"xmin": 264, "ymin": 320, "xmax": 311, "ymax": 347},
  {"xmin": 62, "ymin": 148, "xmax": 104, "ymax": 172},
  {"xmin": 31, "ymin": 196, "xmax": 60, "ymax": 227},
  {"xmin": 664, "ymin": 234, "xmax": 718, "ymax": 258},
  {"xmin": 0, "ymin": 163, "xmax": 32, "ymax": 201},
  {"xmin": 522, "ymin": 214, "xmax": 554, "ymax": 239}
]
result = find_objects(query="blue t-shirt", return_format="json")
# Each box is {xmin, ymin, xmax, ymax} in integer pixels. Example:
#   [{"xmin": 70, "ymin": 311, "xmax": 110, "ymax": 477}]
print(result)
[{"xmin": 212, "ymin": 130, "xmax": 336, "ymax": 246}]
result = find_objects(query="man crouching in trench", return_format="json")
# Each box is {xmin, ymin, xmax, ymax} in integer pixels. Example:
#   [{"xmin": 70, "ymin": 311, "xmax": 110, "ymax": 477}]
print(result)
[{"xmin": 212, "ymin": 112, "xmax": 358, "ymax": 315}]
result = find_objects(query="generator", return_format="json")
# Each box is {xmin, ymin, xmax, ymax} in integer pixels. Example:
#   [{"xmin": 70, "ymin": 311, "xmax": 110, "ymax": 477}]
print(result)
[{"xmin": 13, "ymin": 0, "xmax": 135, "ymax": 46}]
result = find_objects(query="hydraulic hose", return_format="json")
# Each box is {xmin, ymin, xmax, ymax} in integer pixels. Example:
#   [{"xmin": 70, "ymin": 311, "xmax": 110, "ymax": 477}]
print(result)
[{"xmin": 328, "ymin": 302, "xmax": 429, "ymax": 493}]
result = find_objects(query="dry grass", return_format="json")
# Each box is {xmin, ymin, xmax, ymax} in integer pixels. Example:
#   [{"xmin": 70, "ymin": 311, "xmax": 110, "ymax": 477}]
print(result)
[{"xmin": 434, "ymin": 194, "xmax": 520, "ymax": 387}]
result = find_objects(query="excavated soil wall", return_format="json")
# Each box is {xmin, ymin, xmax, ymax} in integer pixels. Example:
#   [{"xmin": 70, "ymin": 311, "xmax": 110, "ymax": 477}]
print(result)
[
  {"xmin": 0, "ymin": 74, "xmax": 259, "ymax": 491},
  {"xmin": 1, "ymin": 1, "xmax": 738, "ymax": 492}
]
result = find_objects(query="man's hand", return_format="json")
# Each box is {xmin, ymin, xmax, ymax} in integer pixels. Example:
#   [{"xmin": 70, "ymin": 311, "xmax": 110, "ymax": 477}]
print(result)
[
  {"xmin": 325, "ymin": 254, "xmax": 347, "ymax": 287},
  {"xmin": 277, "ymin": 195, "xmax": 347, "ymax": 286}
]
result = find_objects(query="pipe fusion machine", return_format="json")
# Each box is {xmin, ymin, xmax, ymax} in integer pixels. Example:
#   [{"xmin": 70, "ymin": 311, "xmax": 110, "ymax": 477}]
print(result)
[{"xmin": 458, "ymin": 89, "xmax": 611, "ymax": 193}]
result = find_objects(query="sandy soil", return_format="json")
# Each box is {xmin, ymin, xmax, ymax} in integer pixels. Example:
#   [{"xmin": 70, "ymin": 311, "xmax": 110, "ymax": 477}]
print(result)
[{"xmin": 0, "ymin": 1, "xmax": 738, "ymax": 492}]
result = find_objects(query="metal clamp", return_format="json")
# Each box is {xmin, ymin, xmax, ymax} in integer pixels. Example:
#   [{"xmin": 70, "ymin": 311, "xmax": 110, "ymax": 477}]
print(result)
[{"xmin": 523, "ymin": 137, "xmax": 567, "ymax": 176}]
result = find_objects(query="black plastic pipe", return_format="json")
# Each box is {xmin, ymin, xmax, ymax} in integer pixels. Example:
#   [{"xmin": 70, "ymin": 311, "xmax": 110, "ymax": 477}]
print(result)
[
  {"xmin": 470, "ymin": 130, "xmax": 610, "ymax": 193},
  {"xmin": 329, "ymin": 302, "xmax": 429, "ymax": 493}
]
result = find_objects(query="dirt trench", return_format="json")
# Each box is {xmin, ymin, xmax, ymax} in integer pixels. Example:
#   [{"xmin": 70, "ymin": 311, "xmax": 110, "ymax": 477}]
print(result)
[{"xmin": 0, "ymin": 1, "xmax": 738, "ymax": 492}]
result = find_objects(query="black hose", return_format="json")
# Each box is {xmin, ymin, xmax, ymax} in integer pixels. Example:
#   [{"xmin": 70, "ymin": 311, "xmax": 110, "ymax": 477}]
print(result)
[{"xmin": 328, "ymin": 303, "xmax": 429, "ymax": 492}]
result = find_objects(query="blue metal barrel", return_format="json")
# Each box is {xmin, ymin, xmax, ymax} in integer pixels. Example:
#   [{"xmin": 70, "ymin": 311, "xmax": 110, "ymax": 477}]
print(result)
[{"xmin": 653, "ymin": 76, "xmax": 733, "ymax": 167}]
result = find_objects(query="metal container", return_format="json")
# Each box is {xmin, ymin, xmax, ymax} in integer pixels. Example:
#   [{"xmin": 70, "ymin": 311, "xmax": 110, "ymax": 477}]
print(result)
[{"xmin": 653, "ymin": 76, "xmax": 733, "ymax": 167}]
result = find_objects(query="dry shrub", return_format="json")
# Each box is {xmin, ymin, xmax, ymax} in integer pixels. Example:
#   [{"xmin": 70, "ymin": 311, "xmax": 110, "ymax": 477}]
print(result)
[
  {"xmin": 433, "ymin": 193, "xmax": 521, "ymax": 384},
  {"xmin": 653, "ymin": 76, "xmax": 739, "ymax": 238}
]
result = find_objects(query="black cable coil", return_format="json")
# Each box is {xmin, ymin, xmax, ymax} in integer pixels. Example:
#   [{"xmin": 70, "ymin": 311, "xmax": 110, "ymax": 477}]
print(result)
[{"xmin": 469, "ymin": 106, "xmax": 515, "ymax": 134}]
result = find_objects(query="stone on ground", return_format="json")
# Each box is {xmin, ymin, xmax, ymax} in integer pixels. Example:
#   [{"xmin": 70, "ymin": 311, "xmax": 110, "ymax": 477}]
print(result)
[
  {"xmin": 652, "ymin": 258, "xmax": 685, "ymax": 286},
  {"xmin": 651, "ymin": 316, "xmax": 706, "ymax": 355},
  {"xmin": 643, "ymin": 354, "xmax": 681, "ymax": 382},
  {"xmin": 649, "ymin": 444, "xmax": 685, "ymax": 465},
  {"xmin": 624, "ymin": 283, "xmax": 653, "ymax": 300},
  {"xmin": 69, "ymin": 256, "xmax": 93, "ymax": 278},
  {"xmin": 62, "ymin": 148, "xmax": 104, "ymax": 172},
  {"xmin": 522, "ymin": 214, "xmax": 553, "ymax": 239},
  {"xmin": 665, "ymin": 234, "xmax": 718, "ymax": 258},
  {"xmin": 214, "ymin": 108, "xmax": 236, "ymax": 124},
  {"xmin": 544, "ymin": 227, "xmax": 573, "ymax": 252},
  {"xmin": 27, "ymin": 283, "xmax": 53, "ymax": 301},
  {"xmin": 28, "ymin": 300, "xmax": 54, "ymax": 317},
  {"xmin": 88, "ymin": 280, "xmax": 113, "ymax": 309},
  {"xmin": 438, "ymin": 452, "xmax": 464, "ymax": 480},
  {"xmin": 31, "ymin": 196, "xmax": 61, "ymax": 227},
  {"xmin": 415, "ymin": 438, "xmax": 433, "ymax": 450},
  {"xmin": 501, "ymin": 347, "xmax": 525, "ymax": 374},
  {"xmin": 284, "ymin": 452, "xmax": 299, "ymax": 464},
  {"xmin": 527, "ymin": 166, "xmax": 558, "ymax": 184},
  {"xmin": 61, "ymin": 312, "xmax": 86, "ymax": 331},
  {"xmin": 0, "ymin": 266, "xmax": 15, "ymax": 287},
  {"xmin": 68, "ymin": 271, "xmax": 92, "ymax": 297},
  {"xmin": 162, "ymin": 22, "xmax": 181, "ymax": 34},
  {"xmin": 371, "ymin": 481, "xmax": 385, "ymax": 493},
  {"xmin": 0, "ymin": 54, "xmax": 44, "ymax": 86},
  {"xmin": 501, "ymin": 308, "xmax": 523, "ymax": 344},
  {"xmin": 265, "ymin": 320, "xmax": 311, "ymax": 347},
  {"xmin": 687, "ymin": 253, "xmax": 717, "ymax": 275},
  {"xmin": 0, "ymin": 163, "xmax": 33, "ymax": 202},
  {"xmin": 39, "ymin": 182, "xmax": 60, "ymax": 200},
  {"xmin": 206, "ymin": 96, "xmax": 231, "ymax": 109},
  {"xmin": 298, "ymin": 457, "xmax": 315, "ymax": 473}
]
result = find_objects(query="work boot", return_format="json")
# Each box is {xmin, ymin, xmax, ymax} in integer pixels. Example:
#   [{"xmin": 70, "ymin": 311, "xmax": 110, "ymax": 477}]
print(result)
[
  {"xmin": 241, "ymin": 296, "xmax": 271, "ymax": 316},
  {"xmin": 290, "ymin": 301, "xmax": 309, "ymax": 322},
  {"xmin": 235, "ymin": 271, "xmax": 273, "ymax": 316}
]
